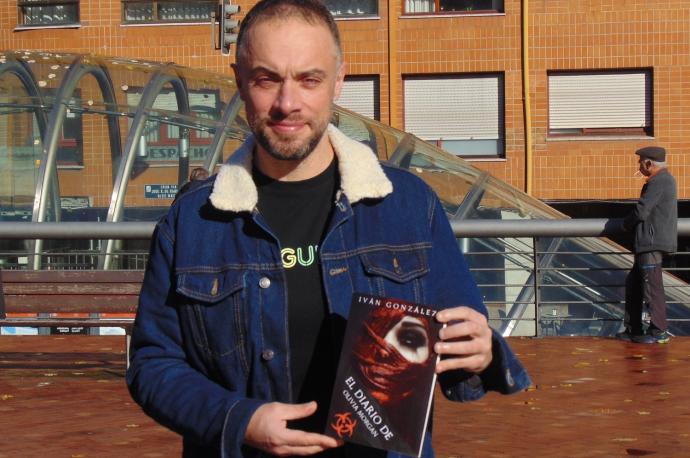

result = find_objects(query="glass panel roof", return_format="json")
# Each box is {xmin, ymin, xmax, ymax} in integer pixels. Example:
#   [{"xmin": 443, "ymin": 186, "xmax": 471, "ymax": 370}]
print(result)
[{"xmin": 1, "ymin": 51, "xmax": 688, "ymax": 336}]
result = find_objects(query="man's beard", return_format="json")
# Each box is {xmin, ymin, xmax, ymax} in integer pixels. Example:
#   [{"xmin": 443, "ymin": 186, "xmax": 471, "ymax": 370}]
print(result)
[{"xmin": 252, "ymin": 117, "xmax": 329, "ymax": 162}]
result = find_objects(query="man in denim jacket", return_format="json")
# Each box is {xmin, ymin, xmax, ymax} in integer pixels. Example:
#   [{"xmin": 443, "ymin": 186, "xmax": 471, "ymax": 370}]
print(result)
[{"xmin": 127, "ymin": 1, "xmax": 530, "ymax": 456}]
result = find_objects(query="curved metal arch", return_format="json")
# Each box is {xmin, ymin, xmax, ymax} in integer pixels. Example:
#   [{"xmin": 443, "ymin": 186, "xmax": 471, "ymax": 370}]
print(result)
[
  {"xmin": 0, "ymin": 56, "xmax": 49, "ymax": 135},
  {"xmin": 101, "ymin": 67, "xmax": 190, "ymax": 269},
  {"xmin": 1, "ymin": 56, "xmax": 53, "ymax": 270},
  {"xmin": 28, "ymin": 55, "xmax": 124, "ymax": 268},
  {"xmin": 203, "ymin": 91, "xmax": 243, "ymax": 172}
]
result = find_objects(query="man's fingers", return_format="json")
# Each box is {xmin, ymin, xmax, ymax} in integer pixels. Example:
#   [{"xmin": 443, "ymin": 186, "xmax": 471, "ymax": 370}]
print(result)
[
  {"xmin": 435, "ymin": 334, "xmax": 489, "ymax": 358},
  {"xmin": 433, "ymin": 305, "xmax": 494, "ymax": 374},
  {"xmin": 272, "ymin": 445, "xmax": 333, "ymax": 457},
  {"xmin": 439, "ymin": 318, "xmax": 485, "ymax": 341},
  {"xmin": 436, "ymin": 354, "xmax": 488, "ymax": 374},
  {"xmin": 436, "ymin": 305, "xmax": 484, "ymax": 324},
  {"xmin": 271, "ymin": 430, "xmax": 340, "ymax": 456},
  {"xmin": 281, "ymin": 429, "xmax": 340, "ymax": 449}
]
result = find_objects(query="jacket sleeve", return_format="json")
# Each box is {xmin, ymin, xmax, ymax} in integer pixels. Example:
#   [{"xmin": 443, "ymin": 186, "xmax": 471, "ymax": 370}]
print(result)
[
  {"xmin": 126, "ymin": 211, "xmax": 265, "ymax": 457},
  {"xmin": 425, "ymin": 193, "xmax": 531, "ymax": 402},
  {"xmin": 624, "ymin": 178, "xmax": 664, "ymax": 231}
]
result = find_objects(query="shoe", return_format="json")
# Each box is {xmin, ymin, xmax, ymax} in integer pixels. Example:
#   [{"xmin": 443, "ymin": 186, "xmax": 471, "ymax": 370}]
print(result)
[
  {"xmin": 631, "ymin": 334, "xmax": 655, "ymax": 344},
  {"xmin": 650, "ymin": 330, "xmax": 671, "ymax": 344},
  {"xmin": 631, "ymin": 330, "xmax": 671, "ymax": 344},
  {"xmin": 615, "ymin": 330, "xmax": 635, "ymax": 341}
]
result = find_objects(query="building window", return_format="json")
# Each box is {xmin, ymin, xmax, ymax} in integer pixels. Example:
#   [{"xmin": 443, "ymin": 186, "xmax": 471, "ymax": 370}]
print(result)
[
  {"xmin": 18, "ymin": 0, "xmax": 79, "ymax": 27},
  {"xmin": 122, "ymin": 0, "xmax": 216, "ymax": 24},
  {"xmin": 337, "ymin": 76, "xmax": 380, "ymax": 120},
  {"xmin": 404, "ymin": 0, "xmax": 503, "ymax": 14},
  {"xmin": 548, "ymin": 70, "xmax": 653, "ymax": 136},
  {"xmin": 404, "ymin": 74, "xmax": 504, "ymax": 158},
  {"xmin": 323, "ymin": 1, "xmax": 378, "ymax": 18},
  {"xmin": 34, "ymin": 90, "xmax": 84, "ymax": 165},
  {"xmin": 126, "ymin": 88, "xmax": 219, "ymax": 162}
]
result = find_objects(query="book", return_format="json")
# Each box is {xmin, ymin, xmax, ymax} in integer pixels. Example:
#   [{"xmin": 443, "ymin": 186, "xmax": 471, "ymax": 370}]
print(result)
[{"xmin": 325, "ymin": 293, "xmax": 443, "ymax": 457}]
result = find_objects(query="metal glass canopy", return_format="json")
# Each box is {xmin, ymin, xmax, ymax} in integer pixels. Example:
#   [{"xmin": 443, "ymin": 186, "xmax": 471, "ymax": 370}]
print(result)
[{"xmin": 1, "ymin": 50, "xmax": 688, "ymax": 336}]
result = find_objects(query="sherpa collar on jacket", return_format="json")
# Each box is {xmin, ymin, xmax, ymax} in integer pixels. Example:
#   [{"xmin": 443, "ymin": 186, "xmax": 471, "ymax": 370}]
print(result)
[{"xmin": 209, "ymin": 124, "xmax": 393, "ymax": 212}]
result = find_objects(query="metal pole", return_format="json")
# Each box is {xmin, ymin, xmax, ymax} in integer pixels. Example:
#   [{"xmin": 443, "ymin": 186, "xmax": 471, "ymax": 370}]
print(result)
[{"xmin": 533, "ymin": 236, "xmax": 541, "ymax": 337}]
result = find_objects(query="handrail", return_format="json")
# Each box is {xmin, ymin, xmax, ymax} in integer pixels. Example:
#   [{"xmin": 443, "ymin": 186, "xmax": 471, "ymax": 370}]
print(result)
[
  {"xmin": 2, "ymin": 218, "xmax": 690, "ymax": 239},
  {"xmin": 0, "ymin": 222, "xmax": 154, "ymax": 239},
  {"xmin": 451, "ymin": 218, "xmax": 690, "ymax": 237}
]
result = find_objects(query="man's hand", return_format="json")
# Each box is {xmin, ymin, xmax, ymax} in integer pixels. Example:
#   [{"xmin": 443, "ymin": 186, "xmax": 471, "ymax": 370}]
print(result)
[
  {"xmin": 244, "ymin": 401, "xmax": 340, "ymax": 456},
  {"xmin": 434, "ymin": 306, "xmax": 493, "ymax": 374}
]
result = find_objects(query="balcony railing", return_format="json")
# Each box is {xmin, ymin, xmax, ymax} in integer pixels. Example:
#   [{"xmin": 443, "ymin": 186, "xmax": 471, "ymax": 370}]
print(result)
[{"xmin": 1, "ymin": 218, "xmax": 690, "ymax": 337}]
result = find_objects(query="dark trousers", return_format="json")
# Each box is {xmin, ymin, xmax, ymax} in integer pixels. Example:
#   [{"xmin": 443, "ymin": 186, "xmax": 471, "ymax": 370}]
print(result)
[{"xmin": 624, "ymin": 251, "xmax": 668, "ymax": 334}]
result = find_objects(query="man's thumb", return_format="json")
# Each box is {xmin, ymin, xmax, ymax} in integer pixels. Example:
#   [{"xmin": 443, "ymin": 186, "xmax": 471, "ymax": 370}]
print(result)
[{"xmin": 282, "ymin": 401, "xmax": 317, "ymax": 421}]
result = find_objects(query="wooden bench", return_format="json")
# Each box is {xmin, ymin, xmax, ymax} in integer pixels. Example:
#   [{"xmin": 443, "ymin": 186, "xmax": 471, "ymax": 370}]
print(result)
[{"xmin": 0, "ymin": 270, "xmax": 143, "ymax": 363}]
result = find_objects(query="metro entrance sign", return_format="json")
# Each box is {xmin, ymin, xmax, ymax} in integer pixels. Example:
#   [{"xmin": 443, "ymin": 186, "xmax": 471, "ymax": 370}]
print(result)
[{"xmin": 144, "ymin": 184, "xmax": 178, "ymax": 199}]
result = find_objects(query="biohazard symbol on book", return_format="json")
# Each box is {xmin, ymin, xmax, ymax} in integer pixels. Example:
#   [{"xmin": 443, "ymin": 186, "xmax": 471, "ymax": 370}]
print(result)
[{"xmin": 331, "ymin": 412, "xmax": 357, "ymax": 438}]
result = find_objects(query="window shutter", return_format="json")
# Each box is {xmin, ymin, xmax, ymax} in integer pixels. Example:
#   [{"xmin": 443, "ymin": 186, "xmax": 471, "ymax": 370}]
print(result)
[
  {"xmin": 549, "ymin": 72, "xmax": 651, "ymax": 129},
  {"xmin": 337, "ymin": 77, "xmax": 378, "ymax": 120},
  {"xmin": 404, "ymin": 75, "xmax": 500, "ymax": 141}
]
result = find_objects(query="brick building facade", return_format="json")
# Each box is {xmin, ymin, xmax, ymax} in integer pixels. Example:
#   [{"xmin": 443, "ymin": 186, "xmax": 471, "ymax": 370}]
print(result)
[{"xmin": 1, "ymin": 0, "xmax": 689, "ymax": 201}]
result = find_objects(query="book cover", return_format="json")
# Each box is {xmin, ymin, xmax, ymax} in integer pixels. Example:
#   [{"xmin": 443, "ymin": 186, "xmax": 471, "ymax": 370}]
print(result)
[{"xmin": 325, "ymin": 293, "xmax": 443, "ymax": 457}]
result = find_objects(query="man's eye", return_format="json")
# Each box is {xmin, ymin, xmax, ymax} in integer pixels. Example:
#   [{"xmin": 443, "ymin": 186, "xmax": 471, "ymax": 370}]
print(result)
[
  {"xmin": 254, "ymin": 77, "xmax": 277, "ymax": 88},
  {"xmin": 302, "ymin": 78, "xmax": 321, "ymax": 87},
  {"xmin": 396, "ymin": 329, "xmax": 427, "ymax": 351}
]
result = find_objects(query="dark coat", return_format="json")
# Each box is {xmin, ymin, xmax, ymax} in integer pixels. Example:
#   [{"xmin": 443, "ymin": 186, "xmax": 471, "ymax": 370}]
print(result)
[{"xmin": 624, "ymin": 168, "xmax": 678, "ymax": 253}]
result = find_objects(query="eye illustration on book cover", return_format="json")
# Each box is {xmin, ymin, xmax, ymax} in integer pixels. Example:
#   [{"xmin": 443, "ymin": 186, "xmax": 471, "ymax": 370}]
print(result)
[{"xmin": 326, "ymin": 293, "xmax": 443, "ymax": 457}]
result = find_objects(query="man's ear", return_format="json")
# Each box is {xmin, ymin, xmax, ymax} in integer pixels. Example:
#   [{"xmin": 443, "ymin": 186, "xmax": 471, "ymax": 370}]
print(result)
[{"xmin": 333, "ymin": 61, "xmax": 347, "ymax": 102}]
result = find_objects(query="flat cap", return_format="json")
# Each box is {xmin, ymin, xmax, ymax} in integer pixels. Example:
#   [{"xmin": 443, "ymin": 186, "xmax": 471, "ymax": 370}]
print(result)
[{"xmin": 635, "ymin": 146, "xmax": 666, "ymax": 162}]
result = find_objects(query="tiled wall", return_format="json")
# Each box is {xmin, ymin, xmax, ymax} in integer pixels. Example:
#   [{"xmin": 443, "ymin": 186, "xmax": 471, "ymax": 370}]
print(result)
[
  {"xmin": 2, "ymin": 0, "xmax": 689, "ymax": 201},
  {"xmin": 528, "ymin": 0, "xmax": 690, "ymax": 200}
]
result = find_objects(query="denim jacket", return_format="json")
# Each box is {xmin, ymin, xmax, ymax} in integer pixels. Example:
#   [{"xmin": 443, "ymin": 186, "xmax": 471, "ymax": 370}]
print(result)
[{"xmin": 127, "ymin": 125, "xmax": 530, "ymax": 458}]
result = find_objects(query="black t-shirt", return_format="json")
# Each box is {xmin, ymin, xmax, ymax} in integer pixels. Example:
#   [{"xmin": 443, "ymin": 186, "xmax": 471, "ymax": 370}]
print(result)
[{"xmin": 254, "ymin": 159, "xmax": 339, "ymax": 431}]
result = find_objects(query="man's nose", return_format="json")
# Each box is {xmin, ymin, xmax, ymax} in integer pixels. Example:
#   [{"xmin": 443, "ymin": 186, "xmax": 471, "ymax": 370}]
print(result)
[{"xmin": 274, "ymin": 81, "xmax": 301, "ymax": 114}]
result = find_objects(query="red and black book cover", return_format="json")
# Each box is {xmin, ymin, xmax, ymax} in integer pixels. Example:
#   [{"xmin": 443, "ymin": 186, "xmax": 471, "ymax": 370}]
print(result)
[{"xmin": 325, "ymin": 293, "xmax": 443, "ymax": 457}]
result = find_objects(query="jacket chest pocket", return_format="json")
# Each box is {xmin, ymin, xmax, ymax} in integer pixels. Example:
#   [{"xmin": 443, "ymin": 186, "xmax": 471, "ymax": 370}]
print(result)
[
  {"xmin": 176, "ymin": 269, "xmax": 249, "ymax": 371},
  {"xmin": 359, "ymin": 246, "xmax": 430, "ymax": 302}
]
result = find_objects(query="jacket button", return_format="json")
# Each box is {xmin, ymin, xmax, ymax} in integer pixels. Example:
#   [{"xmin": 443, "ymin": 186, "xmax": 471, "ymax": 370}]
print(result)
[
  {"xmin": 259, "ymin": 277, "xmax": 271, "ymax": 289},
  {"xmin": 261, "ymin": 349, "xmax": 275, "ymax": 361}
]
